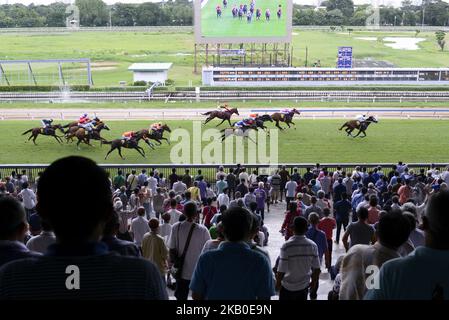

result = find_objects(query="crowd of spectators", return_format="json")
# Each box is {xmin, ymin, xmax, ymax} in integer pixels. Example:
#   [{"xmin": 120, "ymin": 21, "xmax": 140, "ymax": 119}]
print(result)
[{"xmin": 0, "ymin": 159, "xmax": 448, "ymax": 300}]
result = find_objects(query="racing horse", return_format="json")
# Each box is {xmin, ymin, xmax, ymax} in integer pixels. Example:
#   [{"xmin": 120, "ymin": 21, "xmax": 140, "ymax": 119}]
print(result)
[
  {"xmin": 103, "ymin": 131, "xmax": 152, "ymax": 159},
  {"xmin": 22, "ymin": 124, "xmax": 65, "ymax": 145},
  {"xmin": 231, "ymin": 114, "xmax": 273, "ymax": 132},
  {"xmin": 65, "ymin": 121, "xmax": 110, "ymax": 149},
  {"xmin": 339, "ymin": 116, "xmax": 378, "ymax": 138},
  {"xmin": 271, "ymin": 108, "xmax": 301, "ymax": 130},
  {"xmin": 202, "ymin": 106, "xmax": 240, "ymax": 127},
  {"xmin": 136, "ymin": 124, "xmax": 172, "ymax": 146}
]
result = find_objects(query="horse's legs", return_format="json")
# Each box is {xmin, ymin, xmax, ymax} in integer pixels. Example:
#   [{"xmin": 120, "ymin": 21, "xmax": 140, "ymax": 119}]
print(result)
[
  {"xmin": 216, "ymin": 119, "xmax": 226, "ymax": 127},
  {"xmin": 286, "ymin": 122, "xmax": 291, "ymax": 128},
  {"xmin": 359, "ymin": 130, "xmax": 367, "ymax": 138},
  {"xmin": 117, "ymin": 147, "xmax": 125, "ymax": 160},
  {"xmin": 227, "ymin": 119, "xmax": 232, "ymax": 127},
  {"xmin": 275, "ymin": 121, "xmax": 284, "ymax": 130},
  {"xmin": 32, "ymin": 134, "xmax": 38, "ymax": 145},
  {"xmin": 161, "ymin": 137, "xmax": 170, "ymax": 145},
  {"xmin": 28, "ymin": 134, "xmax": 34, "ymax": 141},
  {"xmin": 53, "ymin": 135, "xmax": 61, "ymax": 144},
  {"xmin": 104, "ymin": 146, "xmax": 116, "ymax": 159},
  {"xmin": 204, "ymin": 117, "xmax": 212, "ymax": 124},
  {"xmin": 135, "ymin": 146, "xmax": 146, "ymax": 158}
]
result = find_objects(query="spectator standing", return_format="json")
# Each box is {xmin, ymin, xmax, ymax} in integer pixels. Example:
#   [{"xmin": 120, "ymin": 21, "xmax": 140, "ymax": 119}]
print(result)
[
  {"xmin": 142, "ymin": 219, "xmax": 169, "ymax": 278},
  {"xmin": 243, "ymin": 187, "xmax": 256, "ymax": 208},
  {"xmin": 169, "ymin": 202, "xmax": 211, "ymax": 300},
  {"xmin": 254, "ymin": 182, "xmax": 267, "ymax": 220},
  {"xmin": 276, "ymin": 216, "xmax": 321, "ymax": 300},
  {"xmin": 280, "ymin": 202, "xmax": 301, "ymax": 240},
  {"xmin": 306, "ymin": 213, "xmax": 328, "ymax": 265},
  {"xmin": 160, "ymin": 213, "xmax": 173, "ymax": 242},
  {"xmin": 114, "ymin": 200, "xmax": 137, "ymax": 241},
  {"xmin": 236, "ymin": 179, "xmax": 249, "ymax": 196},
  {"xmin": 270, "ymin": 171, "xmax": 281, "ymax": 203},
  {"xmin": 342, "ymin": 208, "xmax": 375, "ymax": 251},
  {"xmin": 147, "ymin": 171, "xmax": 158, "ymax": 195},
  {"xmin": 217, "ymin": 187, "xmax": 230, "ymax": 208},
  {"xmin": 101, "ymin": 210, "xmax": 140, "ymax": 257},
  {"xmin": 127, "ymin": 170, "xmax": 138, "ymax": 193},
  {"xmin": 304, "ymin": 196, "xmax": 322, "ymax": 219},
  {"xmin": 153, "ymin": 188, "xmax": 166, "ymax": 219},
  {"xmin": 113, "ymin": 170, "xmax": 125, "ymax": 189},
  {"xmin": 225, "ymin": 169, "xmax": 236, "ymax": 199},
  {"xmin": 334, "ymin": 192, "xmax": 352, "ymax": 244},
  {"xmin": 167, "ymin": 199, "xmax": 183, "ymax": 225},
  {"xmin": 173, "ymin": 178, "xmax": 187, "ymax": 195},
  {"xmin": 279, "ymin": 166, "xmax": 290, "ymax": 203},
  {"xmin": 201, "ymin": 198, "xmax": 217, "ymax": 229},
  {"xmin": 18, "ymin": 182, "xmax": 37, "ymax": 221},
  {"xmin": 168, "ymin": 168, "xmax": 179, "ymax": 189},
  {"xmin": 216, "ymin": 175, "xmax": 228, "ymax": 195},
  {"xmin": 137, "ymin": 169, "xmax": 148, "ymax": 187},
  {"xmin": 182, "ymin": 169, "xmax": 192, "ymax": 188},
  {"xmin": 190, "ymin": 207, "xmax": 275, "ymax": 300},
  {"xmin": 285, "ymin": 177, "xmax": 297, "ymax": 210},
  {"xmin": 130, "ymin": 207, "xmax": 150, "ymax": 247},
  {"xmin": 318, "ymin": 208, "xmax": 336, "ymax": 270}
]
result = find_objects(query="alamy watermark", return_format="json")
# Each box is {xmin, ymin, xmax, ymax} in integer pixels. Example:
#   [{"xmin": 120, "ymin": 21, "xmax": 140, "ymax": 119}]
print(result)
[{"xmin": 169, "ymin": 121, "xmax": 279, "ymax": 167}]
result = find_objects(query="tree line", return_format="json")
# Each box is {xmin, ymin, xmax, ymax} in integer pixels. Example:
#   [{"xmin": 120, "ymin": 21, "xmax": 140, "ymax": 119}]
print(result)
[{"xmin": 0, "ymin": 0, "xmax": 449, "ymax": 28}]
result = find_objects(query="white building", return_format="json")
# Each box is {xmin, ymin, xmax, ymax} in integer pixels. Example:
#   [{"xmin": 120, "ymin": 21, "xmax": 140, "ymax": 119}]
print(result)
[{"xmin": 128, "ymin": 63, "xmax": 173, "ymax": 85}]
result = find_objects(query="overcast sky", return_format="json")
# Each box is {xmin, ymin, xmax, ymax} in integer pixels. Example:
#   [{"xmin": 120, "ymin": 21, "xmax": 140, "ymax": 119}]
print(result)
[{"xmin": 0, "ymin": 0, "xmax": 436, "ymax": 8}]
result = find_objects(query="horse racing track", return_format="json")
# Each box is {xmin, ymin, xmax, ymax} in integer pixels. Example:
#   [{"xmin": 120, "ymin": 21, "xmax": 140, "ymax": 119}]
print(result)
[{"xmin": 1, "ymin": 119, "xmax": 448, "ymax": 164}]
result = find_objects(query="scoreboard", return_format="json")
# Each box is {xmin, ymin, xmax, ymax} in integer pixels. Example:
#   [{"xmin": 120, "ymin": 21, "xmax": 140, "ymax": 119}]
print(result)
[{"xmin": 202, "ymin": 67, "xmax": 449, "ymax": 86}]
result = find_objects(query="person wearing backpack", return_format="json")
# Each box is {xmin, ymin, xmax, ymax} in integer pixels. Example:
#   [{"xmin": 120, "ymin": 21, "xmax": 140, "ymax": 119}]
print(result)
[{"xmin": 168, "ymin": 202, "xmax": 211, "ymax": 300}]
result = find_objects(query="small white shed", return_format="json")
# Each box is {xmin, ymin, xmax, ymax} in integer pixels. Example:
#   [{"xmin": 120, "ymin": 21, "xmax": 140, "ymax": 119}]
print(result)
[{"xmin": 128, "ymin": 63, "xmax": 173, "ymax": 85}]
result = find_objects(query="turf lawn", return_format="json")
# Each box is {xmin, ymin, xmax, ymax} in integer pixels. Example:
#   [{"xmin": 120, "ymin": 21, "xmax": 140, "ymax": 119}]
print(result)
[
  {"xmin": 1, "ymin": 119, "xmax": 448, "ymax": 164},
  {"xmin": 0, "ymin": 29, "xmax": 448, "ymax": 87},
  {"xmin": 200, "ymin": 0, "xmax": 287, "ymax": 38}
]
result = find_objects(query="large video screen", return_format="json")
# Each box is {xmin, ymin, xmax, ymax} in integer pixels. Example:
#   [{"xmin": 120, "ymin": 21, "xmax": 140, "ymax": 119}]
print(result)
[{"xmin": 194, "ymin": 0, "xmax": 292, "ymax": 43}]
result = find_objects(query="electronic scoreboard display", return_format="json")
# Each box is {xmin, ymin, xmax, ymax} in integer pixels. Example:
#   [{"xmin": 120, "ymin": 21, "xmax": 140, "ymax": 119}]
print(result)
[{"xmin": 202, "ymin": 67, "xmax": 449, "ymax": 86}]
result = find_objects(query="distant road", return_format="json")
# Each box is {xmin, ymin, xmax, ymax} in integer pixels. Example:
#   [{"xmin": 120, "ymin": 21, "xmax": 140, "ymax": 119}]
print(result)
[{"xmin": 2, "ymin": 107, "xmax": 449, "ymax": 121}]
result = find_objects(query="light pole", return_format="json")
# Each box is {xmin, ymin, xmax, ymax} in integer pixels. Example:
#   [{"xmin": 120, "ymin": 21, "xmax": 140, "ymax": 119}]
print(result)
[
  {"xmin": 109, "ymin": 9, "xmax": 112, "ymax": 29},
  {"xmin": 394, "ymin": 15, "xmax": 397, "ymax": 26},
  {"xmin": 421, "ymin": 1, "xmax": 425, "ymax": 30}
]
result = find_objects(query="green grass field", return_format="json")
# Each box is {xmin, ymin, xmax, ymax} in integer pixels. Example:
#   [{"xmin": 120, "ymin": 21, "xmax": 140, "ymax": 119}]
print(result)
[
  {"xmin": 201, "ymin": 0, "xmax": 287, "ymax": 38},
  {"xmin": 0, "ymin": 29, "xmax": 448, "ymax": 87},
  {"xmin": 2, "ymin": 119, "xmax": 448, "ymax": 164}
]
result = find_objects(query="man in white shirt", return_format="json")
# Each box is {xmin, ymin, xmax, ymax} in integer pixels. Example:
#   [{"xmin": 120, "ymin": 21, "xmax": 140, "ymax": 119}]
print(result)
[
  {"xmin": 238, "ymin": 167, "xmax": 249, "ymax": 186},
  {"xmin": 173, "ymin": 179, "xmax": 187, "ymax": 195},
  {"xmin": 26, "ymin": 221, "xmax": 56, "ymax": 254},
  {"xmin": 276, "ymin": 216, "xmax": 321, "ymax": 300},
  {"xmin": 169, "ymin": 202, "xmax": 211, "ymax": 300},
  {"xmin": 166, "ymin": 199, "xmax": 183, "ymax": 225},
  {"xmin": 147, "ymin": 171, "xmax": 158, "ymax": 194},
  {"xmin": 18, "ymin": 182, "xmax": 36, "ymax": 220},
  {"xmin": 127, "ymin": 170, "xmax": 139, "ymax": 191},
  {"xmin": 217, "ymin": 188, "xmax": 230, "ymax": 208},
  {"xmin": 285, "ymin": 177, "xmax": 297, "ymax": 210},
  {"xmin": 130, "ymin": 207, "xmax": 149, "ymax": 246}
]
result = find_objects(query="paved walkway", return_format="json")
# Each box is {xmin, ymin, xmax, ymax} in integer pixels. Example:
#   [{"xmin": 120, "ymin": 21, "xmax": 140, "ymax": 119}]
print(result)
[{"xmin": 1, "ymin": 107, "xmax": 449, "ymax": 121}]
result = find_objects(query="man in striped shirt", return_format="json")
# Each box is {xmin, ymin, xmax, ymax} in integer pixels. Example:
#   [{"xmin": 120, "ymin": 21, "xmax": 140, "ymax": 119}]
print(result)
[
  {"xmin": 0, "ymin": 156, "xmax": 167, "ymax": 300},
  {"xmin": 276, "ymin": 216, "xmax": 321, "ymax": 300}
]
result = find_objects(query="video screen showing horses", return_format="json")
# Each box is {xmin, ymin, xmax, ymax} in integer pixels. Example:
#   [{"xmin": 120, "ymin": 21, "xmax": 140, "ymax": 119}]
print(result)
[{"xmin": 198, "ymin": 0, "xmax": 290, "ymax": 41}]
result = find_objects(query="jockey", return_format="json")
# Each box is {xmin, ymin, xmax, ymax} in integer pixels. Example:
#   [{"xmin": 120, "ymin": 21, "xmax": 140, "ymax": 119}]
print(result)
[
  {"xmin": 355, "ymin": 114, "xmax": 367, "ymax": 124},
  {"xmin": 121, "ymin": 131, "xmax": 137, "ymax": 142},
  {"xmin": 78, "ymin": 113, "xmax": 90, "ymax": 125},
  {"xmin": 280, "ymin": 108, "xmax": 291, "ymax": 114},
  {"xmin": 249, "ymin": 113, "xmax": 258, "ymax": 120},
  {"xmin": 79, "ymin": 118, "xmax": 97, "ymax": 134},
  {"xmin": 150, "ymin": 122, "xmax": 163, "ymax": 132},
  {"xmin": 219, "ymin": 104, "xmax": 232, "ymax": 112},
  {"xmin": 41, "ymin": 119, "xmax": 53, "ymax": 134},
  {"xmin": 234, "ymin": 118, "xmax": 254, "ymax": 129}
]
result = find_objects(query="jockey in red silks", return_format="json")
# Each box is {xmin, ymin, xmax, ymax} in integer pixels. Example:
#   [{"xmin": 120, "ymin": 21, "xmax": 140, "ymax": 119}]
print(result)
[
  {"xmin": 78, "ymin": 113, "xmax": 90, "ymax": 125},
  {"xmin": 150, "ymin": 122, "xmax": 163, "ymax": 132},
  {"xmin": 121, "ymin": 131, "xmax": 137, "ymax": 143}
]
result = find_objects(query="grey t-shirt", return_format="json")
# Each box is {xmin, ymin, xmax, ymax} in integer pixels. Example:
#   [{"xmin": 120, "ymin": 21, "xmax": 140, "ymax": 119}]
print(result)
[{"xmin": 347, "ymin": 221, "xmax": 375, "ymax": 247}]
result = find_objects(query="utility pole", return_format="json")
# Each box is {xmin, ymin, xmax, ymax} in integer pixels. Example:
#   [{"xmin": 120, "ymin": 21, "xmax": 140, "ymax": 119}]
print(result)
[{"xmin": 421, "ymin": 1, "xmax": 425, "ymax": 30}]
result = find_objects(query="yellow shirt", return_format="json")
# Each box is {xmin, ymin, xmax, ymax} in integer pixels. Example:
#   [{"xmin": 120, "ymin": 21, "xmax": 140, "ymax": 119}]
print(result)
[
  {"xmin": 188, "ymin": 186, "xmax": 200, "ymax": 201},
  {"xmin": 141, "ymin": 232, "xmax": 168, "ymax": 275}
]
